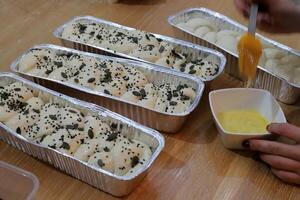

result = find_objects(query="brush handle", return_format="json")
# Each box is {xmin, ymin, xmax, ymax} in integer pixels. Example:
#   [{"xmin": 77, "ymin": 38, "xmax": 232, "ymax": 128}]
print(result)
[{"xmin": 248, "ymin": 4, "xmax": 258, "ymax": 35}]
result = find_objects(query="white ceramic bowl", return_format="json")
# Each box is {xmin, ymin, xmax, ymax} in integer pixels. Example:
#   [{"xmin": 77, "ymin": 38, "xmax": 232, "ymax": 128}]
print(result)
[{"xmin": 209, "ymin": 88, "xmax": 287, "ymax": 150}]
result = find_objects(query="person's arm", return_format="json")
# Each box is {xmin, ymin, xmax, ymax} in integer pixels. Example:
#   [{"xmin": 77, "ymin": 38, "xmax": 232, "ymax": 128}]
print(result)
[
  {"xmin": 234, "ymin": 0, "xmax": 300, "ymax": 33},
  {"xmin": 243, "ymin": 123, "xmax": 300, "ymax": 184}
]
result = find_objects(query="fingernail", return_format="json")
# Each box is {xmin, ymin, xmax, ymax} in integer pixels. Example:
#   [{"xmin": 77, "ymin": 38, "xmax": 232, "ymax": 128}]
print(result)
[{"xmin": 242, "ymin": 140, "xmax": 250, "ymax": 149}]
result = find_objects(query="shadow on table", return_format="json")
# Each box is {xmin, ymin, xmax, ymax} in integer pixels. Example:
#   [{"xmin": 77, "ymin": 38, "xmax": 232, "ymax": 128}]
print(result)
[
  {"xmin": 159, "ymin": 151, "xmax": 186, "ymax": 170},
  {"xmin": 118, "ymin": 0, "xmax": 166, "ymax": 5},
  {"xmin": 286, "ymin": 108, "xmax": 300, "ymax": 126},
  {"xmin": 232, "ymin": 150, "xmax": 257, "ymax": 159}
]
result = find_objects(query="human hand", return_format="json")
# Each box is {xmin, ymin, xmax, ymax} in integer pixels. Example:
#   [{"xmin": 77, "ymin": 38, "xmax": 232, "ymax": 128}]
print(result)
[
  {"xmin": 243, "ymin": 123, "xmax": 300, "ymax": 184},
  {"xmin": 234, "ymin": 0, "xmax": 300, "ymax": 33}
]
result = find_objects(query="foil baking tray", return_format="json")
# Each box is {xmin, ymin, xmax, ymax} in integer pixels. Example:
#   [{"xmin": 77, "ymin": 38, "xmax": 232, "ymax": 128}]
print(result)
[
  {"xmin": 0, "ymin": 72, "xmax": 164, "ymax": 197},
  {"xmin": 53, "ymin": 15, "xmax": 226, "ymax": 82},
  {"xmin": 11, "ymin": 44, "xmax": 205, "ymax": 133},
  {"xmin": 168, "ymin": 7, "xmax": 300, "ymax": 104}
]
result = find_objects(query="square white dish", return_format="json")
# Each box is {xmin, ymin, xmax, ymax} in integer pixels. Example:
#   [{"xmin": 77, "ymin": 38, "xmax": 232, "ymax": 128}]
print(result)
[{"xmin": 209, "ymin": 88, "xmax": 287, "ymax": 149}]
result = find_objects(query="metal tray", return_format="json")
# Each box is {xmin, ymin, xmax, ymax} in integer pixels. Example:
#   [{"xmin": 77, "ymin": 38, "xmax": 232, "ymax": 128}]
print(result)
[
  {"xmin": 0, "ymin": 73, "xmax": 164, "ymax": 197},
  {"xmin": 11, "ymin": 44, "xmax": 205, "ymax": 133},
  {"xmin": 168, "ymin": 7, "xmax": 300, "ymax": 104},
  {"xmin": 53, "ymin": 15, "xmax": 226, "ymax": 82}
]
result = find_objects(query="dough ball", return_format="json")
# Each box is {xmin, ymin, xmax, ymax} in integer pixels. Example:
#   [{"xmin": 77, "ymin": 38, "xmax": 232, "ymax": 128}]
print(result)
[
  {"xmin": 27, "ymin": 68, "xmax": 48, "ymax": 77},
  {"xmin": 154, "ymin": 97, "xmax": 167, "ymax": 112},
  {"xmin": 264, "ymin": 59, "xmax": 280, "ymax": 71},
  {"xmin": 24, "ymin": 97, "xmax": 44, "ymax": 111},
  {"xmin": 68, "ymin": 68, "xmax": 101, "ymax": 89},
  {"xmin": 194, "ymin": 26, "xmax": 211, "ymax": 38},
  {"xmin": 40, "ymin": 128, "xmax": 69, "ymax": 149},
  {"xmin": 6, "ymin": 82, "xmax": 34, "ymax": 102},
  {"xmin": 129, "ymin": 45, "xmax": 161, "ymax": 63},
  {"xmin": 84, "ymin": 115, "xmax": 111, "ymax": 139},
  {"xmin": 101, "ymin": 131, "xmax": 126, "ymax": 147},
  {"xmin": 48, "ymin": 67, "xmax": 73, "ymax": 82},
  {"xmin": 136, "ymin": 32, "xmax": 160, "ymax": 47},
  {"xmin": 264, "ymin": 48, "xmax": 286, "ymax": 59},
  {"xmin": 73, "ymin": 139, "xmax": 98, "ymax": 161},
  {"xmin": 112, "ymin": 139, "xmax": 152, "ymax": 176},
  {"xmin": 88, "ymin": 152, "xmax": 114, "ymax": 173},
  {"xmin": 40, "ymin": 103, "xmax": 60, "ymax": 119},
  {"xmin": 5, "ymin": 109, "xmax": 40, "ymax": 135},
  {"xmin": 59, "ymin": 106, "xmax": 84, "ymax": 128},
  {"xmin": 24, "ymin": 103, "xmax": 61, "ymax": 139},
  {"xmin": 62, "ymin": 21, "xmax": 99, "ymax": 43},
  {"xmin": 157, "ymin": 84, "xmax": 176, "ymax": 98},
  {"xmin": 204, "ymin": 54, "xmax": 219, "ymax": 67},
  {"xmin": 203, "ymin": 32, "xmax": 217, "ymax": 43},
  {"xmin": 259, "ymin": 50, "xmax": 267, "ymax": 66},
  {"xmin": 291, "ymin": 67, "xmax": 300, "ymax": 85},
  {"xmin": 65, "ymin": 54, "xmax": 96, "ymax": 75},
  {"xmin": 181, "ymin": 87, "xmax": 196, "ymax": 101},
  {"xmin": 108, "ymin": 61, "xmax": 126, "ymax": 78},
  {"xmin": 186, "ymin": 18, "xmax": 212, "ymax": 30},
  {"xmin": 137, "ymin": 95, "xmax": 157, "ymax": 109},
  {"xmin": 176, "ymin": 22, "xmax": 195, "ymax": 32},
  {"xmin": 58, "ymin": 129, "xmax": 87, "ymax": 155},
  {"xmin": 120, "ymin": 90, "xmax": 141, "ymax": 103},
  {"xmin": 172, "ymin": 57, "xmax": 187, "ymax": 71},
  {"xmin": 166, "ymin": 99, "xmax": 190, "ymax": 114},
  {"xmin": 19, "ymin": 52, "xmax": 39, "ymax": 72},
  {"xmin": 158, "ymin": 41, "xmax": 175, "ymax": 57},
  {"xmin": 124, "ymin": 141, "xmax": 152, "ymax": 176},
  {"xmin": 275, "ymin": 64, "xmax": 294, "ymax": 81},
  {"xmin": 87, "ymin": 25, "xmax": 111, "ymax": 46},
  {"xmin": 123, "ymin": 67, "xmax": 148, "ymax": 89},
  {"xmin": 194, "ymin": 60, "xmax": 219, "ymax": 80},
  {"xmin": 280, "ymin": 54, "xmax": 300, "ymax": 67},
  {"xmin": 19, "ymin": 49, "xmax": 55, "ymax": 73},
  {"xmin": 99, "ymin": 29, "xmax": 138, "ymax": 53},
  {"xmin": 216, "ymin": 35, "xmax": 238, "ymax": 54},
  {"xmin": 216, "ymin": 30, "xmax": 241, "ymax": 40},
  {"xmin": 0, "ymin": 104, "xmax": 17, "ymax": 122},
  {"xmin": 143, "ymin": 83, "xmax": 158, "ymax": 96},
  {"xmin": 40, "ymin": 128, "xmax": 86, "ymax": 154},
  {"xmin": 23, "ymin": 117, "xmax": 59, "ymax": 141},
  {"xmin": 155, "ymin": 55, "xmax": 175, "ymax": 68},
  {"xmin": 94, "ymin": 77, "xmax": 127, "ymax": 97}
]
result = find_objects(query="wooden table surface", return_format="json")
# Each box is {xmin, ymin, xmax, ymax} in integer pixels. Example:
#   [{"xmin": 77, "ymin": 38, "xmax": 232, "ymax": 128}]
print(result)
[{"xmin": 1, "ymin": 0, "xmax": 300, "ymax": 199}]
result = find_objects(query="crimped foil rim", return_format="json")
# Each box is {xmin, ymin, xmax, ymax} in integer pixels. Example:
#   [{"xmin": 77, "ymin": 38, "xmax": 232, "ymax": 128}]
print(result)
[
  {"xmin": 0, "ymin": 72, "xmax": 165, "ymax": 181},
  {"xmin": 52, "ymin": 15, "xmax": 227, "ymax": 82},
  {"xmin": 10, "ymin": 43, "xmax": 205, "ymax": 117}
]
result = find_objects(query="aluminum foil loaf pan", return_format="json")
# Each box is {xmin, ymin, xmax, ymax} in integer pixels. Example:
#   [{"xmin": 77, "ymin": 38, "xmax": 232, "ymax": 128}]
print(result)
[
  {"xmin": 0, "ymin": 73, "xmax": 164, "ymax": 197},
  {"xmin": 11, "ymin": 44, "xmax": 205, "ymax": 133},
  {"xmin": 168, "ymin": 7, "xmax": 300, "ymax": 104},
  {"xmin": 53, "ymin": 16, "xmax": 226, "ymax": 83}
]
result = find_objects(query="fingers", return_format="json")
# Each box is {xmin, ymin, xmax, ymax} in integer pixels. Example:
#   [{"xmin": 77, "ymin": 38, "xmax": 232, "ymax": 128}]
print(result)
[
  {"xmin": 234, "ymin": 0, "xmax": 251, "ymax": 17},
  {"xmin": 249, "ymin": 140, "xmax": 300, "ymax": 162},
  {"xmin": 271, "ymin": 168, "xmax": 300, "ymax": 184},
  {"xmin": 260, "ymin": 154, "xmax": 300, "ymax": 172},
  {"xmin": 256, "ymin": 14, "xmax": 283, "ymax": 33},
  {"xmin": 268, "ymin": 123, "xmax": 300, "ymax": 143}
]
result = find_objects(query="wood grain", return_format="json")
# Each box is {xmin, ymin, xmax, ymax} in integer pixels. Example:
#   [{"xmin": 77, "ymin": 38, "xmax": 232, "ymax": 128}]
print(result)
[{"xmin": 0, "ymin": 0, "xmax": 300, "ymax": 199}]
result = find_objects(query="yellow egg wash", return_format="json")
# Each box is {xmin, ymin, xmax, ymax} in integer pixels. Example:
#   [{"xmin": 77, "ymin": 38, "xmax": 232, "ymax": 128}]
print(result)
[
  {"xmin": 217, "ymin": 110, "xmax": 269, "ymax": 134},
  {"xmin": 238, "ymin": 33, "xmax": 262, "ymax": 81}
]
